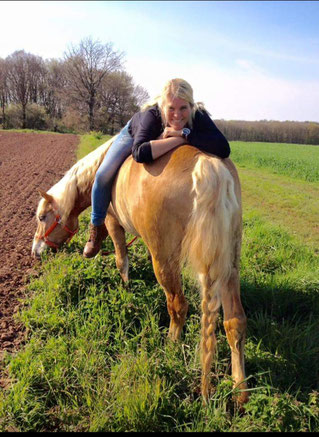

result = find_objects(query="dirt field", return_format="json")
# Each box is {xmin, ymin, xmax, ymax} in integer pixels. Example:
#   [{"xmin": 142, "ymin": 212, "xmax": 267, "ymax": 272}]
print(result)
[{"xmin": 0, "ymin": 131, "xmax": 79, "ymax": 358}]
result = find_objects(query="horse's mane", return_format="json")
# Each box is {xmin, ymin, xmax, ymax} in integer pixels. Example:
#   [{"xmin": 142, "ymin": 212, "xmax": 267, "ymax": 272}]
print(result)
[{"xmin": 47, "ymin": 135, "xmax": 116, "ymax": 221}]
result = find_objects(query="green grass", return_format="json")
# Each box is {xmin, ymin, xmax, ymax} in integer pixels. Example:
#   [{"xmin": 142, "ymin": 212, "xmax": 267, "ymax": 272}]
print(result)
[
  {"xmin": 0, "ymin": 137, "xmax": 318, "ymax": 431},
  {"xmin": 76, "ymin": 131, "xmax": 112, "ymax": 160},
  {"xmin": 0, "ymin": 128, "xmax": 63, "ymax": 135},
  {"xmin": 238, "ymin": 167, "xmax": 319, "ymax": 250},
  {"xmin": 230, "ymin": 141, "xmax": 319, "ymax": 251},
  {"xmin": 231, "ymin": 141, "xmax": 319, "ymax": 182}
]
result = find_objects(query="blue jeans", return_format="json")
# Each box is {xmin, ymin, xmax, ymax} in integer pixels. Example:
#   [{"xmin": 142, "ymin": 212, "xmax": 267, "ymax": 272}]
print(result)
[{"xmin": 91, "ymin": 122, "xmax": 134, "ymax": 226}]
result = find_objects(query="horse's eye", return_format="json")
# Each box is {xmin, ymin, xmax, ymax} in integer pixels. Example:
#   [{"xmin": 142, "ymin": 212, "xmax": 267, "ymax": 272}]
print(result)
[{"xmin": 39, "ymin": 215, "xmax": 46, "ymax": 222}]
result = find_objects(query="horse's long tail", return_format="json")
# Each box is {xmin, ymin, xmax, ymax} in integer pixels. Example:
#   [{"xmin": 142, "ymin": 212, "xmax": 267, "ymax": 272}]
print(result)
[{"xmin": 181, "ymin": 154, "xmax": 241, "ymax": 399}]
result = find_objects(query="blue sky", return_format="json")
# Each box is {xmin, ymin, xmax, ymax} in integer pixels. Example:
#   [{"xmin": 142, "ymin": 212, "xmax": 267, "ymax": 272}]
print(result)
[{"xmin": 1, "ymin": 1, "xmax": 319, "ymax": 122}]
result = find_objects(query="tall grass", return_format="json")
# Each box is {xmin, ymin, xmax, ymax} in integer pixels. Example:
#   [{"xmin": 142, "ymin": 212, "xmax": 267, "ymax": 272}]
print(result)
[
  {"xmin": 231, "ymin": 141, "xmax": 319, "ymax": 182},
  {"xmin": 0, "ymin": 137, "xmax": 318, "ymax": 431}
]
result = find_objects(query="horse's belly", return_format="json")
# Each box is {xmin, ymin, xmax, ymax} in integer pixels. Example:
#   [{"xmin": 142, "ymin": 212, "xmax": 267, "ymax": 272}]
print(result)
[
  {"xmin": 114, "ymin": 207, "xmax": 139, "ymax": 236},
  {"xmin": 110, "ymin": 190, "xmax": 140, "ymax": 236}
]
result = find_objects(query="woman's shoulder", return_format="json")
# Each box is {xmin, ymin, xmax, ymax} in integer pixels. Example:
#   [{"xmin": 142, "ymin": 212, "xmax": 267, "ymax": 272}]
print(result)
[
  {"xmin": 142, "ymin": 104, "xmax": 161, "ymax": 117},
  {"xmin": 132, "ymin": 104, "xmax": 160, "ymax": 124},
  {"xmin": 193, "ymin": 107, "xmax": 213, "ymax": 125},
  {"xmin": 194, "ymin": 106, "xmax": 210, "ymax": 118},
  {"xmin": 130, "ymin": 103, "xmax": 162, "ymax": 138},
  {"xmin": 138, "ymin": 104, "xmax": 162, "ymax": 127}
]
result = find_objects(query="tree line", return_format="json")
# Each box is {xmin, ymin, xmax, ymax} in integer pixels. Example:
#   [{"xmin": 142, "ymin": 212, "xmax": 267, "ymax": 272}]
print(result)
[
  {"xmin": 0, "ymin": 37, "xmax": 149, "ymax": 134},
  {"xmin": 215, "ymin": 119, "xmax": 319, "ymax": 146},
  {"xmin": 1, "ymin": 36, "xmax": 318, "ymax": 145}
]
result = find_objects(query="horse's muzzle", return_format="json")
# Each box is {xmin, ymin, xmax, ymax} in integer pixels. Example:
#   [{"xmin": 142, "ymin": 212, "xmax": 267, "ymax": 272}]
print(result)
[{"xmin": 31, "ymin": 238, "xmax": 47, "ymax": 259}]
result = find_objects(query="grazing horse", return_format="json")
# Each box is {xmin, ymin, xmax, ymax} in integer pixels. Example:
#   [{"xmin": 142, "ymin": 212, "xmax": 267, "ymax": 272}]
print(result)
[{"xmin": 31, "ymin": 136, "xmax": 248, "ymax": 404}]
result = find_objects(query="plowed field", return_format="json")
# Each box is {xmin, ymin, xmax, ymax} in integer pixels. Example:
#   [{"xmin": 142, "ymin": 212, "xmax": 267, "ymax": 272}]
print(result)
[{"xmin": 0, "ymin": 131, "xmax": 79, "ymax": 357}]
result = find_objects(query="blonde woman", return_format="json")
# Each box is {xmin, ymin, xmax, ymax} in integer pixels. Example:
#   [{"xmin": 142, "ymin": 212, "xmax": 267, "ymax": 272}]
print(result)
[{"xmin": 83, "ymin": 78, "xmax": 230, "ymax": 258}]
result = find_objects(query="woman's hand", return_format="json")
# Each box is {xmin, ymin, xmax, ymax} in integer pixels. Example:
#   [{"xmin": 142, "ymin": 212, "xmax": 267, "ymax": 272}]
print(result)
[{"xmin": 162, "ymin": 127, "xmax": 182, "ymax": 139}]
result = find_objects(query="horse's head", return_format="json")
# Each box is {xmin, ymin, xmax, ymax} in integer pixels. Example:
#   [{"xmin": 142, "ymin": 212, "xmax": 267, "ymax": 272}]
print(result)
[{"xmin": 31, "ymin": 189, "xmax": 79, "ymax": 259}]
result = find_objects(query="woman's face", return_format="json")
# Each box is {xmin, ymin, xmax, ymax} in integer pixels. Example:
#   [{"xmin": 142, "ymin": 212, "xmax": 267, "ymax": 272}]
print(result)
[{"xmin": 164, "ymin": 96, "xmax": 192, "ymax": 130}]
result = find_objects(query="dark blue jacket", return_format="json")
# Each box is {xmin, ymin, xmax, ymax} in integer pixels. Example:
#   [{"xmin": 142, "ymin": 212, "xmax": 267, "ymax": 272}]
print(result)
[{"xmin": 128, "ymin": 104, "xmax": 230, "ymax": 162}]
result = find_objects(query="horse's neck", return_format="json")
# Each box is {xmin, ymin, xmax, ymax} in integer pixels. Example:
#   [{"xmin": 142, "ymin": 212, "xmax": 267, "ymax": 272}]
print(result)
[
  {"xmin": 60, "ymin": 139, "xmax": 113, "ymax": 218},
  {"xmin": 71, "ymin": 183, "xmax": 91, "ymax": 217},
  {"xmin": 73, "ymin": 175, "xmax": 94, "ymax": 215}
]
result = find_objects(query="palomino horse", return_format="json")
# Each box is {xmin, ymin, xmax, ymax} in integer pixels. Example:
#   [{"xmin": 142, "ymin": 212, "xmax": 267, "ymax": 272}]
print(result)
[{"xmin": 32, "ymin": 136, "xmax": 248, "ymax": 404}]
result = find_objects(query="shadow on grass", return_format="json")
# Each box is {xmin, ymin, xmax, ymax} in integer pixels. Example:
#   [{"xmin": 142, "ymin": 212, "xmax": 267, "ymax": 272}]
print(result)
[{"xmin": 240, "ymin": 278, "xmax": 319, "ymax": 400}]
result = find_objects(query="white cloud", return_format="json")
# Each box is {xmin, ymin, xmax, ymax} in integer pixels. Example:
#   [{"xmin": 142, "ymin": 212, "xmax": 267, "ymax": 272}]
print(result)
[{"xmin": 126, "ymin": 56, "xmax": 319, "ymax": 122}]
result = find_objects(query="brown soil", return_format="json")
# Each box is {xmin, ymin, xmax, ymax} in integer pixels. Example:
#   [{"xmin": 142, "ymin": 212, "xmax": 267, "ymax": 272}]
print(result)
[{"xmin": 0, "ymin": 131, "xmax": 79, "ymax": 362}]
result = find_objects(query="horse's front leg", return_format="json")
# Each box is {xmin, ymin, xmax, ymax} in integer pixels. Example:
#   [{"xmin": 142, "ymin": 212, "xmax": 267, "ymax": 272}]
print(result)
[
  {"xmin": 105, "ymin": 214, "xmax": 129, "ymax": 283},
  {"xmin": 151, "ymin": 256, "xmax": 188, "ymax": 341}
]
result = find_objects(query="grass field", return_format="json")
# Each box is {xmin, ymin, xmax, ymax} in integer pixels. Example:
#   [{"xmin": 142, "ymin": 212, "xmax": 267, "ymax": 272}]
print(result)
[
  {"xmin": 231, "ymin": 141, "xmax": 319, "ymax": 182},
  {"xmin": 0, "ymin": 138, "xmax": 318, "ymax": 431},
  {"xmin": 231, "ymin": 142, "xmax": 319, "ymax": 251}
]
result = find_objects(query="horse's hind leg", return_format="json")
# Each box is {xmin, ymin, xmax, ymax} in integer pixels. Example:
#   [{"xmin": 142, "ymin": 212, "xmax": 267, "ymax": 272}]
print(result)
[
  {"xmin": 105, "ymin": 214, "xmax": 129, "ymax": 282},
  {"xmin": 221, "ymin": 267, "xmax": 248, "ymax": 404},
  {"xmin": 151, "ymin": 256, "xmax": 188, "ymax": 341}
]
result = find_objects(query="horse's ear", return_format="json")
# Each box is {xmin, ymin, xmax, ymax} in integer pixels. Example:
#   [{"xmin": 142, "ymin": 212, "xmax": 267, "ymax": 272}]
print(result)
[{"xmin": 38, "ymin": 189, "xmax": 54, "ymax": 204}]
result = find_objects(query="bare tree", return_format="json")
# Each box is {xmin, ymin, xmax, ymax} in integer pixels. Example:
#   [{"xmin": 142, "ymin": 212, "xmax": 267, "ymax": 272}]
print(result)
[
  {"xmin": 6, "ymin": 50, "xmax": 44, "ymax": 128},
  {"xmin": 63, "ymin": 36, "xmax": 124, "ymax": 131},
  {"xmin": 42, "ymin": 59, "xmax": 67, "ymax": 121},
  {"xmin": 97, "ymin": 71, "xmax": 149, "ymax": 134},
  {"xmin": 6, "ymin": 51, "xmax": 29, "ymax": 128},
  {"xmin": 28, "ymin": 55, "xmax": 46, "ymax": 104},
  {"xmin": 0, "ymin": 58, "xmax": 9, "ymax": 127},
  {"xmin": 133, "ymin": 84, "xmax": 150, "ymax": 108}
]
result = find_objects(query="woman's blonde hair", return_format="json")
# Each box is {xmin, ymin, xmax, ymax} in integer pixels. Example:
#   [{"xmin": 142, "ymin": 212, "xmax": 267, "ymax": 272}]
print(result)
[{"xmin": 142, "ymin": 78, "xmax": 208, "ymax": 128}]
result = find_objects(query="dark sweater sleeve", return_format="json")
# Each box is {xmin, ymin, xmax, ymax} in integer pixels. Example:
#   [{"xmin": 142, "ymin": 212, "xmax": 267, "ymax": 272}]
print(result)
[
  {"xmin": 187, "ymin": 110, "xmax": 230, "ymax": 158},
  {"xmin": 132, "ymin": 141, "xmax": 153, "ymax": 163},
  {"xmin": 131, "ymin": 108, "xmax": 162, "ymax": 163}
]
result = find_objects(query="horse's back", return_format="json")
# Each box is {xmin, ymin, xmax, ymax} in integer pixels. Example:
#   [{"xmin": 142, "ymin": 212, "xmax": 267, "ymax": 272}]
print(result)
[
  {"xmin": 110, "ymin": 146, "xmax": 197, "ymax": 237},
  {"xmin": 110, "ymin": 145, "xmax": 240, "ymax": 251}
]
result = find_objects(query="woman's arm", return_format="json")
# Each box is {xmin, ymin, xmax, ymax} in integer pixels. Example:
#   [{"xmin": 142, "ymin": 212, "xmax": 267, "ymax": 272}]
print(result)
[
  {"xmin": 150, "ymin": 135, "xmax": 185, "ymax": 160},
  {"xmin": 132, "ymin": 121, "xmax": 187, "ymax": 163}
]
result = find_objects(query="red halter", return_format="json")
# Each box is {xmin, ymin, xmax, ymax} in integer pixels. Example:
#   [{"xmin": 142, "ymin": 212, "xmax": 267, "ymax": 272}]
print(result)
[{"xmin": 38, "ymin": 213, "xmax": 78, "ymax": 249}]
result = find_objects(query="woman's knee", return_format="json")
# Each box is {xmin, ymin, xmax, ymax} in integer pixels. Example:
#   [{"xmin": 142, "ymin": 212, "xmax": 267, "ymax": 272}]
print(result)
[{"xmin": 94, "ymin": 168, "xmax": 114, "ymax": 189}]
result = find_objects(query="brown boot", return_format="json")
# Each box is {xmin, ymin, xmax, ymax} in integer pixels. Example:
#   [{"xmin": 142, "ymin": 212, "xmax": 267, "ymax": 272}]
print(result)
[{"xmin": 83, "ymin": 223, "xmax": 108, "ymax": 258}]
